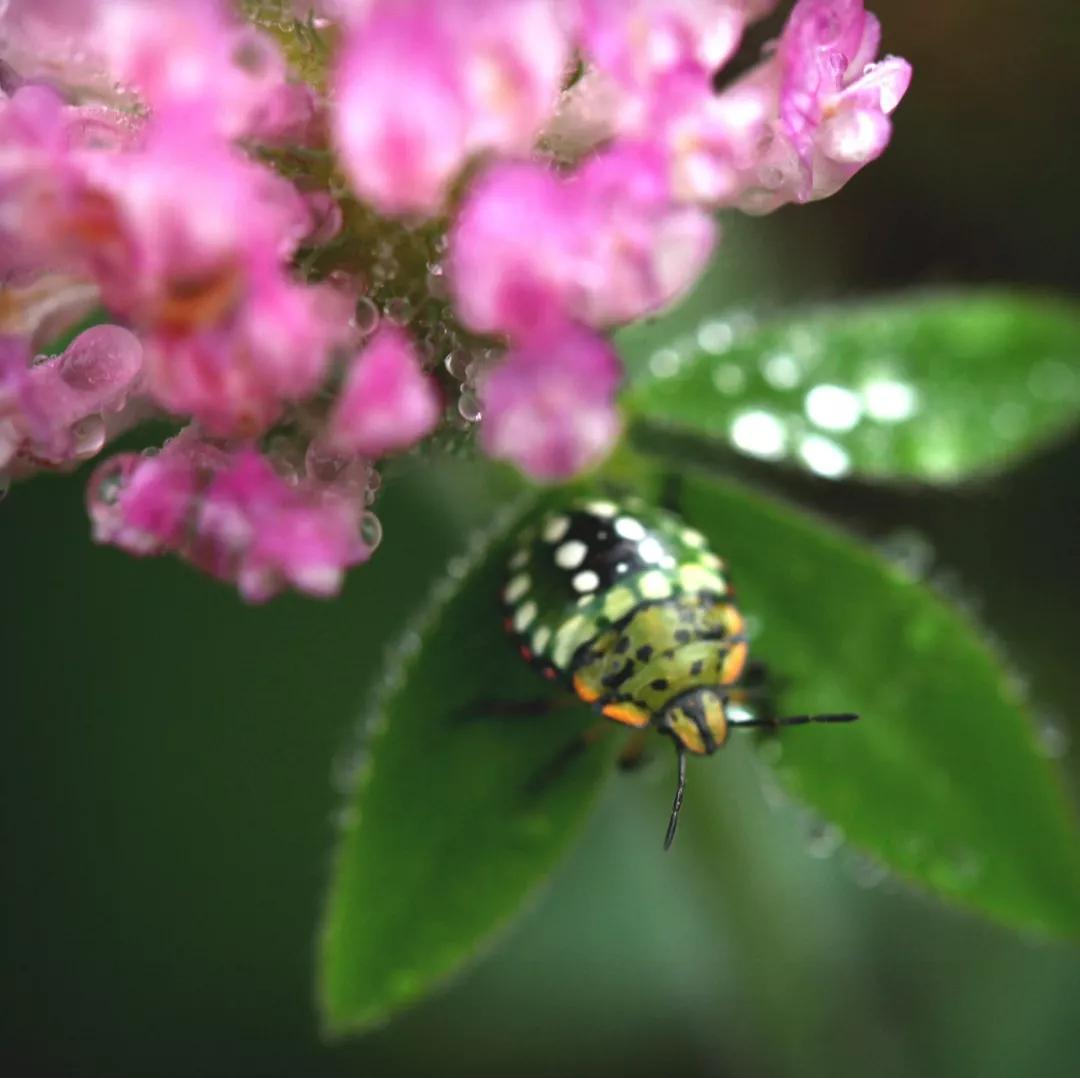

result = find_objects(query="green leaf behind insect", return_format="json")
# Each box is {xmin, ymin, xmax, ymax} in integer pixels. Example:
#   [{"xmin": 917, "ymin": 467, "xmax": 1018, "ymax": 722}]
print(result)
[
  {"xmin": 678, "ymin": 469, "xmax": 1080, "ymax": 937},
  {"xmin": 319, "ymin": 497, "xmax": 614, "ymax": 1036},
  {"xmin": 622, "ymin": 291, "xmax": 1080, "ymax": 484}
]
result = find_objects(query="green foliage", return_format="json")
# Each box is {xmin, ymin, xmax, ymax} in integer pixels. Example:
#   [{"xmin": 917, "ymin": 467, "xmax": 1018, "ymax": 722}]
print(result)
[
  {"xmin": 319, "ymin": 499, "xmax": 612, "ymax": 1035},
  {"xmin": 678, "ymin": 471, "xmax": 1080, "ymax": 937},
  {"xmin": 622, "ymin": 292, "xmax": 1080, "ymax": 483},
  {"xmin": 320, "ymin": 288, "xmax": 1080, "ymax": 1033}
]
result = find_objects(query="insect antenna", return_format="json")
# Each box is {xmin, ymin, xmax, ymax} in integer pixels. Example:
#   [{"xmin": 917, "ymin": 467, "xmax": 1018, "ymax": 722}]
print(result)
[
  {"xmin": 731, "ymin": 712, "xmax": 859, "ymax": 728},
  {"xmin": 663, "ymin": 743, "xmax": 688, "ymax": 851}
]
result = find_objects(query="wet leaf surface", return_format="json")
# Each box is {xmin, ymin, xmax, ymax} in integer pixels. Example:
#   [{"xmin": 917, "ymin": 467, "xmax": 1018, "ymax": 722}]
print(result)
[
  {"xmin": 319, "ymin": 496, "xmax": 614, "ymax": 1035},
  {"xmin": 623, "ymin": 291, "xmax": 1080, "ymax": 483},
  {"xmin": 678, "ymin": 469, "xmax": 1080, "ymax": 936}
]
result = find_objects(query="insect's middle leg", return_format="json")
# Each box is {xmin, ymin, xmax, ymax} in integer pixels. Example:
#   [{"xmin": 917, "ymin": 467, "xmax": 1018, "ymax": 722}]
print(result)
[{"xmin": 526, "ymin": 720, "xmax": 609, "ymax": 796}]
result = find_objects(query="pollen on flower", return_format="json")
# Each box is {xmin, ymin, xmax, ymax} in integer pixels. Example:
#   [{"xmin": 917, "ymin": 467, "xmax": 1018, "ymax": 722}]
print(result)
[{"xmin": 0, "ymin": 0, "xmax": 909, "ymax": 599}]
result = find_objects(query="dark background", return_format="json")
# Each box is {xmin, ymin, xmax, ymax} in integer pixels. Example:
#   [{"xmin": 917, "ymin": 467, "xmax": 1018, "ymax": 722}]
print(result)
[{"xmin": 4, "ymin": 3, "xmax": 1079, "ymax": 1075}]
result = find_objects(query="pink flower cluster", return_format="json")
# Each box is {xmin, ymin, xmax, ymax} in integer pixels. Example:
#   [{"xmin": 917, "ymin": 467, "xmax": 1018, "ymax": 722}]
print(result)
[{"xmin": 0, "ymin": 0, "xmax": 909, "ymax": 599}]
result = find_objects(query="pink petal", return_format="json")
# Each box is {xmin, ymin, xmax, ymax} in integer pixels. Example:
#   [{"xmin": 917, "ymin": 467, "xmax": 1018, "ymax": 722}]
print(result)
[
  {"xmin": 479, "ymin": 324, "xmax": 622, "ymax": 481},
  {"xmin": 328, "ymin": 325, "xmax": 441, "ymax": 458}
]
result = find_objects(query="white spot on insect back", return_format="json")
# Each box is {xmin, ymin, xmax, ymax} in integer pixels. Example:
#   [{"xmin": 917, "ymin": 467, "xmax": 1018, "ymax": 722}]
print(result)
[
  {"xmin": 679, "ymin": 563, "xmax": 725, "ymax": 595},
  {"xmin": 503, "ymin": 573, "xmax": 530, "ymax": 603},
  {"xmin": 680, "ymin": 528, "xmax": 706, "ymax": 549},
  {"xmin": 585, "ymin": 500, "xmax": 617, "ymax": 518},
  {"xmin": 603, "ymin": 586, "xmax": 637, "ymax": 621},
  {"xmin": 532, "ymin": 625, "xmax": 551, "ymax": 654},
  {"xmin": 638, "ymin": 536, "xmax": 665, "ymax": 564},
  {"xmin": 554, "ymin": 539, "xmax": 587, "ymax": 569},
  {"xmin": 639, "ymin": 570, "xmax": 673, "ymax": 600},
  {"xmin": 614, "ymin": 516, "xmax": 646, "ymax": 541},
  {"xmin": 513, "ymin": 600, "xmax": 537, "ymax": 632},
  {"xmin": 572, "ymin": 569, "xmax": 600, "ymax": 593},
  {"xmin": 508, "ymin": 548, "xmax": 529, "ymax": 571},
  {"xmin": 553, "ymin": 614, "xmax": 589, "ymax": 667},
  {"xmin": 542, "ymin": 514, "xmax": 570, "ymax": 543}
]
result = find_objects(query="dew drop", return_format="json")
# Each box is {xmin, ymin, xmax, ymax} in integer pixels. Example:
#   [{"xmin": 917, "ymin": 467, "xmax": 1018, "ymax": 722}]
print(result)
[
  {"xmin": 696, "ymin": 319, "xmax": 734, "ymax": 355},
  {"xmin": 844, "ymin": 851, "xmax": 888, "ymax": 889},
  {"xmin": 648, "ymin": 347, "xmax": 681, "ymax": 379},
  {"xmin": 426, "ymin": 262, "xmax": 449, "ymax": 300},
  {"xmin": 354, "ymin": 296, "xmax": 380, "ymax": 335},
  {"xmin": 804, "ymin": 383, "xmax": 862, "ymax": 432},
  {"xmin": 878, "ymin": 527, "xmax": 935, "ymax": 581},
  {"xmin": 444, "ymin": 348, "xmax": 471, "ymax": 381},
  {"xmin": 305, "ymin": 442, "xmax": 348, "ymax": 483},
  {"xmin": 729, "ymin": 409, "xmax": 787, "ymax": 460},
  {"xmin": 1037, "ymin": 717, "xmax": 1069, "ymax": 759},
  {"xmin": 70, "ymin": 415, "xmax": 106, "ymax": 458},
  {"xmin": 712, "ymin": 363, "xmax": 746, "ymax": 394},
  {"xmin": 360, "ymin": 510, "xmax": 382, "ymax": 551},
  {"xmin": 384, "ymin": 296, "xmax": 414, "ymax": 325},
  {"xmin": 797, "ymin": 433, "xmax": 851, "ymax": 478},
  {"xmin": 458, "ymin": 389, "xmax": 483, "ymax": 423},
  {"xmin": 862, "ymin": 378, "xmax": 918, "ymax": 422},
  {"xmin": 805, "ymin": 820, "xmax": 844, "ymax": 859},
  {"xmin": 761, "ymin": 351, "xmax": 802, "ymax": 390}
]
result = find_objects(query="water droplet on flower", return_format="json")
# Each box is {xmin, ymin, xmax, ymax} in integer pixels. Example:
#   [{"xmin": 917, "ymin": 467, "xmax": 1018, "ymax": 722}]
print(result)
[
  {"xmin": 458, "ymin": 389, "xmax": 483, "ymax": 423},
  {"xmin": 360, "ymin": 510, "xmax": 382, "ymax": 551},
  {"xmin": 444, "ymin": 348, "xmax": 471, "ymax": 381},
  {"xmin": 425, "ymin": 261, "xmax": 449, "ymax": 300},
  {"xmin": 354, "ymin": 297, "xmax": 380, "ymax": 335},
  {"xmin": 305, "ymin": 442, "xmax": 348, "ymax": 483},
  {"xmin": 385, "ymin": 296, "xmax": 414, "ymax": 325},
  {"xmin": 70, "ymin": 415, "xmax": 106, "ymax": 458}
]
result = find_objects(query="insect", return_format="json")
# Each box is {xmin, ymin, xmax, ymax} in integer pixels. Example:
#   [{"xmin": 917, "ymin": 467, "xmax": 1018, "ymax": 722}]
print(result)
[{"xmin": 501, "ymin": 495, "xmax": 857, "ymax": 848}]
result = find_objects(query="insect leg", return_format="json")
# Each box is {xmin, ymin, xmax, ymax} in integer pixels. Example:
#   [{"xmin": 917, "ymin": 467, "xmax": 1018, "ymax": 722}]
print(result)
[
  {"xmin": 524, "ymin": 721, "xmax": 608, "ymax": 796},
  {"xmin": 454, "ymin": 694, "xmax": 579, "ymax": 723},
  {"xmin": 616, "ymin": 729, "xmax": 652, "ymax": 772}
]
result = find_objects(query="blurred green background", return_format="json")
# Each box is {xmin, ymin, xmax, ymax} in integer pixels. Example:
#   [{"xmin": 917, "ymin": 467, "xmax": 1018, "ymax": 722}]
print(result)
[{"xmin": 4, "ymin": 2, "xmax": 1079, "ymax": 1075}]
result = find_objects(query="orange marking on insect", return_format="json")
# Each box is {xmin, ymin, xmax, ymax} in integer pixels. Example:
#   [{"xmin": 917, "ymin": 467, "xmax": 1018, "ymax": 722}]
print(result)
[
  {"xmin": 572, "ymin": 674, "xmax": 601, "ymax": 703},
  {"xmin": 720, "ymin": 640, "xmax": 749, "ymax": 684},
  {"xmin": 601, "ymin": 702, "xmax": 650, "ymax": 728}
]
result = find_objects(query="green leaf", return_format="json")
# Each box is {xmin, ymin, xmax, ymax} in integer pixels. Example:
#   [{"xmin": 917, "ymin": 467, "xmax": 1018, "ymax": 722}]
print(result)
[
  {"xmin": 678, "ymin": 469, "xmax": 1080, "ymax": 936},
  {"xmin": 622, "ymin": 291, "xmax": 1080, "ymax": 483},
  {"xmin": 319, "ymin": 498, "xmax": 613, "ymax": 1035}
]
